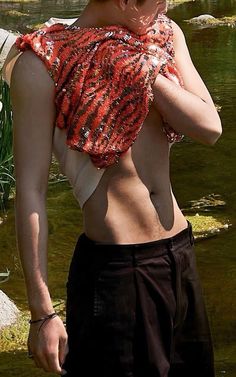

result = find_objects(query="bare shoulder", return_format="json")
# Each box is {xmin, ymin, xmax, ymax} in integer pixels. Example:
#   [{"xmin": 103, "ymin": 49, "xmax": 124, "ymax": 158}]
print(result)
[
  {"xmin": 11, "ymin": 49, "xmax": 54, "ymax": 93},
  {"xmin": 170, "ymin": 20, "xmax": 184, "ymax": 36},
  {"xmin": 170, "ymin": 19, "xmax": 188, "ymax": 52},
  {"xmin": 169, "ymin": 19, "xmax": 215, "ymax": 106}
]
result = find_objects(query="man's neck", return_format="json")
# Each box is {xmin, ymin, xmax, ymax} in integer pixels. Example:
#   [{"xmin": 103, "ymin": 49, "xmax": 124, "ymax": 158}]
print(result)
[{"xmin": 73, "ymin": 1, "xmax": 125, "ymax": 29}]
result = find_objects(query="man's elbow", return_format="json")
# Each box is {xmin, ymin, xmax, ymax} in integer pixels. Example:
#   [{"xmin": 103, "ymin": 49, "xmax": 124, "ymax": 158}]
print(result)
[
  {"xmin": 201, "ymin": 116, "xmax": 222, "ymax": 146},
  {"xmin": 204, "ymin": 129, "xmax": 222, "ymax": 145}
]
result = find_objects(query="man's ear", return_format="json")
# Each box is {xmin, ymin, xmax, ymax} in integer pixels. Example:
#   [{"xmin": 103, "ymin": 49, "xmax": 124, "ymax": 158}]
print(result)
[
  {"xmin": 115, "ymin": 0, "xmax": 128, "ymax": 11},
  {"xmin": 114, "ymin": 0, "xmax": 137, "ymax": 11},
  {"xmin": 115, "ymin": 0, "xmax": 129, "ymax": 11}
]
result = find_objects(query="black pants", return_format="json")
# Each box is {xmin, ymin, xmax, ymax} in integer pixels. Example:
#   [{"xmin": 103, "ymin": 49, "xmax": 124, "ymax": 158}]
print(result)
[{"xmin": 62, "ymin": 221, "xmax": 215, "ymax": 377}]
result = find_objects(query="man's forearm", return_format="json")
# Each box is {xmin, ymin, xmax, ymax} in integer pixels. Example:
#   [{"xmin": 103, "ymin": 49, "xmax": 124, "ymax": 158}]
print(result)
[
  {"xmin": 15, "ymin": 190, "xmax": 54, "ymax": 319},
  {"xmin": 153, "ymin": 74, "xmax": 222, "ymax": 145}
]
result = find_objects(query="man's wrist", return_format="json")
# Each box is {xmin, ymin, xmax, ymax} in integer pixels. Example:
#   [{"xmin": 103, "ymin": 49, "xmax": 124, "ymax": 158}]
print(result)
[
  {"xmin": 28, "ymin": 291, "xmax": 54, "ymax": 320},
  {"xmin": 29, "ymin": 305, "xmax": 55, "ymax": 321},
  {"xmin": 29, "ymin": 312, "xmax": 58, "ymax": 324}
]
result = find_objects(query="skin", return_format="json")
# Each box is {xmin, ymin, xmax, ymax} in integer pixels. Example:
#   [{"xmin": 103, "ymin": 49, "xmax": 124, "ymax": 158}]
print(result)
[{"xmin": 5, "ymin": 0, "xmax": 222, "ymax": 374}]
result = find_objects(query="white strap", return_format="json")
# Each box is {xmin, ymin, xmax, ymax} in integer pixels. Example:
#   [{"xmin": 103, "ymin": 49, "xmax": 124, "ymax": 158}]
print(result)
[{"xmin": 0, "ymin": 29, "xmax": 18, "ymax": 70}]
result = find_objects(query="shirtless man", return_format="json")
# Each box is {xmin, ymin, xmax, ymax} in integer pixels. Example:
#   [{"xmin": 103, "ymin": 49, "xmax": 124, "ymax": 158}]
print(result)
[{"xmin": 3, "ymin": 0, "xmax": 222, "ymax": 376}]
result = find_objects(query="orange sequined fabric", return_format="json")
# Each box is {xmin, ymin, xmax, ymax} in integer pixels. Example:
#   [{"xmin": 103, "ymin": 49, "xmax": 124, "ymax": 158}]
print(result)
[{"xmin": 15, "ymin": 15, "xmax": 183, "ymax": 169}]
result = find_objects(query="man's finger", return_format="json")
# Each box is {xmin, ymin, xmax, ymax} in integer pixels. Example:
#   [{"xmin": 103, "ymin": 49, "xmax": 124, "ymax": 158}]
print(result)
[
  {"xmin": 46, "ymin": 350, "xmax": 62, "ymax": 374},
  {"xmin": 34, "ymin": 350, "xmax": 51, "ymax": 372},
  {"xmin": 59, "ymin": 337, "xmax": 69, "ymax": 366}
]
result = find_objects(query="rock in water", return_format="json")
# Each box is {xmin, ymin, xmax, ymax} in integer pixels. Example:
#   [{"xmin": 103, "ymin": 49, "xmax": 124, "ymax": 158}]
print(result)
[
  {"xmin": 188, "ymin": 14, "xmax": 215, "ymax": 24},
  {"xmin": 0, "ymin": 290, "xmax": 20, "ymax": 329}
]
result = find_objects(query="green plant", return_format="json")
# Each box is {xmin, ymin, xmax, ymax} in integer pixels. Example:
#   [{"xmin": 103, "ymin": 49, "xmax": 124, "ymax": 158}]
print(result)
[
  {"xmin": 0, "ymin": 39, "xmax": 15, "ymax": 211},
  {"xmin": 0, "ymin": 268, "xmax": 10, "ymax": 283}
]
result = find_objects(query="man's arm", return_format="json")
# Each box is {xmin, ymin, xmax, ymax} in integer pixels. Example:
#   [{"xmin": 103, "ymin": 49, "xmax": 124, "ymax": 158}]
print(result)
[
  {"xmin": 153, "ymin": 21, "xmax": 222, "ymax": 145},
  {"xmin": 11, "ymin": 50, "xmax": 68, "ymax": 375}
]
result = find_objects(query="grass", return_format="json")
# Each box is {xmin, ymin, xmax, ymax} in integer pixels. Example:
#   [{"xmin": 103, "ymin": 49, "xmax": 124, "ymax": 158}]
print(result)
[
  {"xmin": 0, "ymin": 301, "xmax": 66, "ymax": 377},
  {"xmin": 0, "ymin": 268, "xmax": 10, "ymax": 283},
  {"xmin": 0, "ymin": 300, "xmax": 66, "ymax": 353},
  {"xmin": 0, "ymin": 40, "xmax": 15, "ymax": 211},
  {"xmin": 0, "ymin": 312, "xmax": 28, "ymax": 353},
  {"xmin": 0, "ymin": 302, "xmax": 65, "ymax": 377}
]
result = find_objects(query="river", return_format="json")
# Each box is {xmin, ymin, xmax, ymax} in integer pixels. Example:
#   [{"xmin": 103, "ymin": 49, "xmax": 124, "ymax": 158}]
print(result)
[{"xmin": 0, "ymin": 0, "xmax": 235, "ymax": 376}]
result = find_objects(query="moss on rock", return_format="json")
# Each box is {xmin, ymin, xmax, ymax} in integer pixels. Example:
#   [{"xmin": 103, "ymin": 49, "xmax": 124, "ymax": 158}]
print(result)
[
  {"xmin": 186, "ymin": 14, "xmax": 236, "ymax": 27},
  {"xmin": 186, "ymin": 214, "xmax": 230, "ymax": 240}
]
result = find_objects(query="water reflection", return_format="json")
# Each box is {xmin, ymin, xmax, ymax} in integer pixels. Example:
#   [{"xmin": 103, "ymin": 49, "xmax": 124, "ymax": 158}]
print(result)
[
  {"xmin": 0, "ymin": 0, "xmax": 87, "ymax": 32},
  {"xmin": 169, "ymin": 2, "xmax": 236, "ymax": 376}
]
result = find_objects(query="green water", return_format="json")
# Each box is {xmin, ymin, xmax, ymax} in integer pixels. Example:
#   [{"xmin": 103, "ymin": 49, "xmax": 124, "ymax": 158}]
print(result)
[
  {"xmin": 169, "ymin": 2, "xmax": 236, "ymax": 375},
  {"xmin": 0, "ymin": 0, "xmax": 236, "ymax": 376}
]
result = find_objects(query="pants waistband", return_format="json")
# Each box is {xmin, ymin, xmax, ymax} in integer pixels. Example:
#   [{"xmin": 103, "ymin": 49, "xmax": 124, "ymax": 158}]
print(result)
[{"xmin": 77, "ymin": 221, "xmax": 194, "ymax": 261}]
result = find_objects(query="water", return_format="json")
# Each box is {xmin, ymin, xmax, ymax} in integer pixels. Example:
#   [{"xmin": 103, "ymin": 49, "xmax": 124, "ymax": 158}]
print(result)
[
  {"xmin": 168, "ymin": 3, "xmax": 236, "ymax": 375},
  {"xmin": 0, "ymin": 0, "xmax": 236, "ymax": 376}
]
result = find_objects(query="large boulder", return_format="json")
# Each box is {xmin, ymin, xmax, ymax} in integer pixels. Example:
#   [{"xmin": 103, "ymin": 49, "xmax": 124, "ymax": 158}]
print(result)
[{"xmin": 0, "ymin": 290, "xmax": 20, "ymax": 328}]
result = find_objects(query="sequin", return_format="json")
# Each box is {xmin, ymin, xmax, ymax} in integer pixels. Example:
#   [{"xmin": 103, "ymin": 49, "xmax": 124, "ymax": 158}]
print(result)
[
  {"xmin": 15, "ymin": 14, "xmax": 184, "ymax": 169},
  {"xmin": 34, "ymin": 42, "xmax": 41, "ymax": 50},
  {"xmin": 151, "ymin": 57, "xmax": 160, "ymax": 67}
]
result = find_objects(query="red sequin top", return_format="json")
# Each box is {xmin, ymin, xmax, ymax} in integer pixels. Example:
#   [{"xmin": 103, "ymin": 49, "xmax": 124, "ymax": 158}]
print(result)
[{"xmin": 15, "ymin": 14, "xmax": 183, "ymax": 169}]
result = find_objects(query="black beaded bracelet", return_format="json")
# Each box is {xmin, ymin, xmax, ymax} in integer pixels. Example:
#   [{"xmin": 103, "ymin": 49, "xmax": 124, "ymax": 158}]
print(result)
[{"xmin": 29, "ymin": 312, "xmax": 57, "ymax": 325}]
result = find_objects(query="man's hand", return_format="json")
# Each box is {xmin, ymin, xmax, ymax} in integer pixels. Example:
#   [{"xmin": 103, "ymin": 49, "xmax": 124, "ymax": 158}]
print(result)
[{"xmin": 27, "ymin": 315, "xmax": 68, "ymax": 375}]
